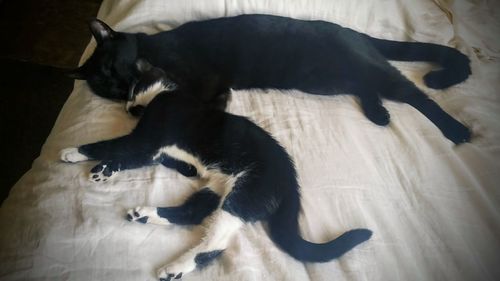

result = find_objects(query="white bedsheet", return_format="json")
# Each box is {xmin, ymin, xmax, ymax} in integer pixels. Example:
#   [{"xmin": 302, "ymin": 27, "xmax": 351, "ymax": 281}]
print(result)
[{"xmin": 1, "ymin": 0, "xmax": 499, "ymax": 280}]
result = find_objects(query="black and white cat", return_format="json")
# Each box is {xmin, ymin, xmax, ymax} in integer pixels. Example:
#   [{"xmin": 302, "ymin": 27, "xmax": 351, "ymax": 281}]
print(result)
[
  {"xmin": 68, "ymin": 14, "xmax": 472, "ymax": 144},
  {"xmin": 60, "ymin": 60, "xmax": 372, "ymax": 281}
]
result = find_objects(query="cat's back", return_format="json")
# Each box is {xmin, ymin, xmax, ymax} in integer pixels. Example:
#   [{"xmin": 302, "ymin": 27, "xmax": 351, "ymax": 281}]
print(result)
[
  {"xmin": 172, "ymin": 14, "xmax": 343, "ymax": 40},
  {"xmin": 216, "ymin": 112, "xmax": 291, "ymax": 165}
]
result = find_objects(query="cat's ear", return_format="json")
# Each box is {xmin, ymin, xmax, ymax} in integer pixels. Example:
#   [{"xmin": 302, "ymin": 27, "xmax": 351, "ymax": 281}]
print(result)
[
  {"xmin": 89, "ymin": 19, "xmax": 115, "ymax": 44},
  {"xmin": 135, "ymin": 58, "xmax": 153, "ymax": 73}
]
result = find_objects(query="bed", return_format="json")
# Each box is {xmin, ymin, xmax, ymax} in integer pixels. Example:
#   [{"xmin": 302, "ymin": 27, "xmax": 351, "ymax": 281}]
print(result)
[{"xmin": 1, "ymin": 0, "xmax": 499, "ymax": 280}]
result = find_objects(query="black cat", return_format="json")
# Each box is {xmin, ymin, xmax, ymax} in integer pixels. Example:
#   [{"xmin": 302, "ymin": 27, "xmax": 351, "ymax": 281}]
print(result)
[
  {"xmin": 68, "ymin": 14, "xmax": 472, "ymax": 144},
  {"xmin": 61, "ymin": 60, "xmax": 372, "ymax": 281}
]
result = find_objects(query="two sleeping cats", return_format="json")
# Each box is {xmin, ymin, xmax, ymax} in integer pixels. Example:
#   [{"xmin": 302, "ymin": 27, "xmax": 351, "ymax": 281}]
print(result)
[{"xmin": 62, "ymin": 14, "xmax": 473, "ymax": 280}]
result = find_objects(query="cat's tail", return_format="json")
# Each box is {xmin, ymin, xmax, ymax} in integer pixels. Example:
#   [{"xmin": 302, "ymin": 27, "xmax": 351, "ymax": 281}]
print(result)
[
  {"xmin": 367, "ymin": 37, "xmax": 471, "ymax": 89},
  {"xmin": 267, "ymin": 190, "xmax": 372, "ymax": 262}
]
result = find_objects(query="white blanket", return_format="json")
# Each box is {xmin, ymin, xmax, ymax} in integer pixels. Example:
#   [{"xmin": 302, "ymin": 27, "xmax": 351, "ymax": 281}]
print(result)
[{"xmin": 1, "ymin": 0, "xmax": 499, "ymax": 280}]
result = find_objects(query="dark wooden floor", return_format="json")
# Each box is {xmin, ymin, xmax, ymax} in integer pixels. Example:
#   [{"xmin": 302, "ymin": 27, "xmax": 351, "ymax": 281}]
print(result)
[{"xmin": 0, "ymin": 0, "xmax": 102, "ymax": 203}]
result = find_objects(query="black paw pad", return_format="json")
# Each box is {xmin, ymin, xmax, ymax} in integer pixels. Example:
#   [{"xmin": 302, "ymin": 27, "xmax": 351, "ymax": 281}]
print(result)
[
  {"xmin": 161, "ymin": 273, "xmax": 176, "ymax": 281},
  {"xmin": 175, "ymin": 273, "xmax": 183, "ymax": 279},
  {"xmin": 126, "ymin": 214, "xmax": 133, "ymax": 221},
  {"xmin": 137, "ymin": 216, "xmax": 148, "ymax": 224}
]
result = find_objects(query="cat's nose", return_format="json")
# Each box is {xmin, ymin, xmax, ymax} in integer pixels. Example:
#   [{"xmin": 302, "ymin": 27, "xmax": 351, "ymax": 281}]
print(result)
[{"xmin": 128, "ymin": 105, "xmax": 145, "ymax": 117}]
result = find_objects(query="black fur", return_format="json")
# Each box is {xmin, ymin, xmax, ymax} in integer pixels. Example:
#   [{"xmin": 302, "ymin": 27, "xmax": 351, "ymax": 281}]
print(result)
[
  {"xmin": 70, "ymin": 14, "xmax": 471, "ymax": 144},
  {"xmin": 194, "ymin": 250, "xmax": 224, "ymax": 269},
  {"xmin": 66, "ymin": 66, "xmax": 372, "ymax": 264},
  {"xmin": 79, "ymin": 137, "xmax": 197, "ymax": 178},
  {"xmin": 126, "ymin": 189, "xmax": 219, "ymax": 225},
  {"xmin": 156, "ymin": 188, "xmax": 220, "ymax": 225}
]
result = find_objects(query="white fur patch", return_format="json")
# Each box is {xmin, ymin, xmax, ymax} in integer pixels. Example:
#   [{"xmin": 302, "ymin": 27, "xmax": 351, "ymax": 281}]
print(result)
[
  {"xmin": 151, "ymin": 145, "xmax": 247, "ymax": 279},
  {"xmin": 60, "ymin": 147, "xmax": 89, "ymax": 163},
  {"xmin": 157, "ymin": 210, "xmax": 243, "ymax": 279},
  {"xmin": 126, "ymin": 80, "xmax": 175, "ymax": 112},
  {"xmin": 198, "ymin": 210, "xmax": 244, "ymax": 249},
  {"xmin": 153, "ymin": 145, "xmax": 245, "ymax": 196}
]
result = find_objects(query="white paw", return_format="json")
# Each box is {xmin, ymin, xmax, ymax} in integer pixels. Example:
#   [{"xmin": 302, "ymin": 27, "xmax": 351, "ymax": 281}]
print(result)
[
  {"xmin": 60, "ymin": 147, "xmax": 88, "ymax": 163},
  {"xmin": 126, "ymin": 206, "xmax": 169, "ymax": 225},
  {"xmin": 89, "ymin": 164, "xmax": 115, "ymax": 183},
  {"xmin": 158, "ymin": 258, "xmax": 196, "ymax": 281}
]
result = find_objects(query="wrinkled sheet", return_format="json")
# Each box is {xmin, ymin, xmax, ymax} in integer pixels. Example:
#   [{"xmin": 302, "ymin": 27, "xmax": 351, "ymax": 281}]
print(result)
[{"xmin": 1, "ymin": 0, "xmax": 499, "ymax": 280}]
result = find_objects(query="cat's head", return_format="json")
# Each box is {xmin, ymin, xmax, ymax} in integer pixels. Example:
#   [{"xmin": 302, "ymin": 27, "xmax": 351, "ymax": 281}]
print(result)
[
  {"xmin": 126, "ymin": 59, "xmax": 177, "ymax": 117},
  {"xmin": 67, "ymin": 19, "xmax": 139, "ymax": 100},
  {"xmin": 126, "ymin": 59, "xmax": 231, "ymax": 117}
]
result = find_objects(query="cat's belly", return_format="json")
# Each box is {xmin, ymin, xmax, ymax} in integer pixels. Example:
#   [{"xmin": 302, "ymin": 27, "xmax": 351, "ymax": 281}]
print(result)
[{"xmin": 153, "ymin": 144, "xmax": 246, "ymax": 196}]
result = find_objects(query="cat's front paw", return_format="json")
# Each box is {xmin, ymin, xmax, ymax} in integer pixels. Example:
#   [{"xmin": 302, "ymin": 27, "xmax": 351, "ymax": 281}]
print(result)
[
  {"xmin": 126, "ymin": 206, "xmax": 170, "ymax": 225},
  {"xmin": 89, "ymin": 162, "xmax": 118, "ymax": 182},
  {"xmin": 60, "ymin": 147, "xmax": 89, "ymax": 163}
]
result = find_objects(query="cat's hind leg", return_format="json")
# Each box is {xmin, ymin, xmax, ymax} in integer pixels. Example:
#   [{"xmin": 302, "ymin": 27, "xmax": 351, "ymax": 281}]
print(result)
[
  {"xmin": 154, "ymin": 169, "xmax": 254, "ymax": 280},
  {"xmin": 157, "ymin": 209, "xmax": 243, "ymax": 280},
  {"xmin": 382, "ymin": 80, "xmax": 471, "ymax": 144},
  {"xmin": 127, "ymin": 188, "xmax": 220, "ymax": 225}
]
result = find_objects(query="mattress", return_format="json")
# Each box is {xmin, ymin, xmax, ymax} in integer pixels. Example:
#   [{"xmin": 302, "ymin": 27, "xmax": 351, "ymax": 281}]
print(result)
[{"xmin": 1, "ymin": 0, "xmax": 499, "ymax": 280}]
